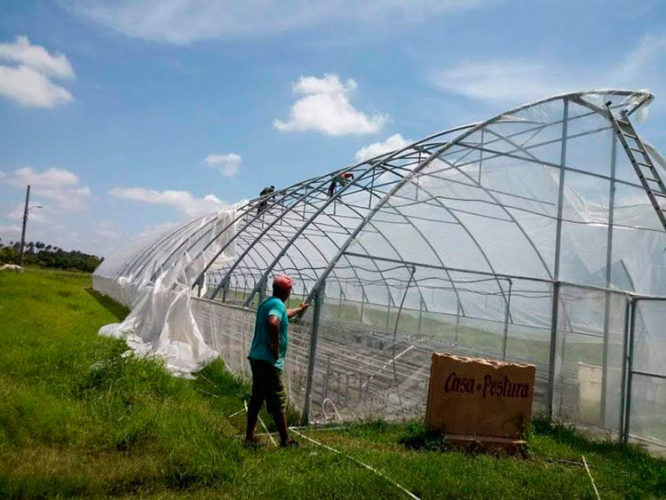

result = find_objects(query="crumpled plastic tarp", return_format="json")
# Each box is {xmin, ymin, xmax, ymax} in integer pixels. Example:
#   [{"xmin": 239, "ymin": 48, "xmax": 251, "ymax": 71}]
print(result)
[{"xmin": 98, "ymin": 208, "xmax": 237, "ymax": 377}]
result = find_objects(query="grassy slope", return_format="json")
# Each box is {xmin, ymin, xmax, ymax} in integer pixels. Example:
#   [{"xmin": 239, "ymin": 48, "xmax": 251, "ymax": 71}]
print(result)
[{"xmin": 0, "ymin": 269, "xmax": 664, "ymax": 498}]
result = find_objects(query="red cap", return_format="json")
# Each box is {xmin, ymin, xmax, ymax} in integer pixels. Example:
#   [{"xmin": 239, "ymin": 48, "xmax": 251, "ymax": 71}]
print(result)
[{"xmin": 273, "ymin": 274, "xmax": 293, "ymax": 291}]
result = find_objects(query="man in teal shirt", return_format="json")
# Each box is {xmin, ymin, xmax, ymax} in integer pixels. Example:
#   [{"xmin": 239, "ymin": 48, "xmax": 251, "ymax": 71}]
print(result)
[{"xmin": 245, "ymin": 274, "xmax": 309, "ymax": 447}]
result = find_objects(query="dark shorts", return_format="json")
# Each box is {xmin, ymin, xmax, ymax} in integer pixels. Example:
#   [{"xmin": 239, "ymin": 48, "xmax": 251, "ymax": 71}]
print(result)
[{"xmin": 248, "ymin": 357, "xmax": 287, "ymax": 415}]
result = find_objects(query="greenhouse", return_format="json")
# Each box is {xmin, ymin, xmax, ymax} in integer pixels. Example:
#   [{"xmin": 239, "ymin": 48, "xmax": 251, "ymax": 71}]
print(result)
[{"xmin": 94, "ymin": 90, "xmax": 666, "ymax": 454}]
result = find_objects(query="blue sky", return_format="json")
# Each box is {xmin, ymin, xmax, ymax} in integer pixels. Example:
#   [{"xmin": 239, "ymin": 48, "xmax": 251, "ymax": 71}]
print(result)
[{"xmin": 1, "ymin": 0, "xmax": 665, "ymax": 256}]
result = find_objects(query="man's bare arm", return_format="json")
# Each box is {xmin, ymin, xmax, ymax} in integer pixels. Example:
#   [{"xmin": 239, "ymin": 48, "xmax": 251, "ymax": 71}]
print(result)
[
  {"xmin": 287, "ymin": 302, "xmax": 309, "ymax": 319},
  {"xmin": 267, "ymin": 315, "xmax": 280, "ymax": 359}
]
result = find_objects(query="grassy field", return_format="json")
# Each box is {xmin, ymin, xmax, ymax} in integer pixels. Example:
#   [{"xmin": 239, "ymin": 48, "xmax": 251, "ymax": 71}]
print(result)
[{"xmin": 1, "ymin": 268, "xmax": 665, "ymax": 498}]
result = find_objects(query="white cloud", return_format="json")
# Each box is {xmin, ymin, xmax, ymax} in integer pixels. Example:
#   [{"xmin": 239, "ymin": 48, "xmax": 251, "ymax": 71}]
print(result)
[
  {"xmin": 432, "ymin": 33, "xmax": 666, "ymax": 105},
  {"xmin": 63, "ymin": 0, "xmax": 488, "ymax": 45},
  {"xmin": 432, "ymin": 61, "xmax": 571, "ymax": 103},
  {"xmin": 204, "ymin": 153, "xmax": 241, "ymax": 177},
  {"xmin": 0, "ymin": 35, "xmax": 75, "ymax": 79},
  {"xmin": 355, "ymin": 133, "xmax": 411, "ymax": 162},
  {"xmin": 109, "ymin": 187, "xmax": 227, "ymax": 217},
  {"xmin": 0, "ymin": 36, "xmax": 75, "ymax": 108},
  {"xmin": 274, "ymin": 74, "xmax": 388, "ymax": 136},
  {"xmin": 2, "ymin": 167, "xmax": 90, "ymax": 211},
  {"xmin": 0, "ymin": 65, "xmax": 73, "ymax": 108}
]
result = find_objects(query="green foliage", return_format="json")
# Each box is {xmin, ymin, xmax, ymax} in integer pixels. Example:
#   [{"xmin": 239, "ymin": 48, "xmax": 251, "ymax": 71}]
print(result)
[
  {"xmin": 1, "ymin": 269, "xmax": 665, "ymax": 498},
  {"xmin": 0, "ymin": 238, "xmax": 102, "ymax": 272}
]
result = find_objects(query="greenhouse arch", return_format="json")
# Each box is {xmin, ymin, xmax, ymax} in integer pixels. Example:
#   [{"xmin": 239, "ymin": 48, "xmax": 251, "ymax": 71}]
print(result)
[{"xmin": 94, "ymin": 90, "xmax": 666, "ymax": 455}]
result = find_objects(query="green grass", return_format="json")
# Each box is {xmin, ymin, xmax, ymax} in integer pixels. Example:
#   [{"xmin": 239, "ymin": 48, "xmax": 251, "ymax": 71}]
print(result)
[{"xmin": 1, "ymin": 268, "xmax": 665, "ymax": 498}]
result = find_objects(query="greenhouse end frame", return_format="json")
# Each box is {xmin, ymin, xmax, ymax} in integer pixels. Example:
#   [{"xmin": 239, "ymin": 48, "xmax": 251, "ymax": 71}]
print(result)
[{"xmin": 94, "ymin": 90, "xmax": 666, "ymax": 455}]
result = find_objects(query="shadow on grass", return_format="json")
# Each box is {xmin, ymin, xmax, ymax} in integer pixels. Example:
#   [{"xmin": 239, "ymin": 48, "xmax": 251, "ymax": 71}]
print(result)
[{"xmin": 85, "ymin": 287, "xmax": 130, "ymax": 322}]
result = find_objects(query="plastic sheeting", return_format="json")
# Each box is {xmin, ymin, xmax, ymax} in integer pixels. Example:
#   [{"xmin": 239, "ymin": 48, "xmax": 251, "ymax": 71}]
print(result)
[{"xmin": 96, "ymin": 208, "xmax": 238, "ymax": 376}]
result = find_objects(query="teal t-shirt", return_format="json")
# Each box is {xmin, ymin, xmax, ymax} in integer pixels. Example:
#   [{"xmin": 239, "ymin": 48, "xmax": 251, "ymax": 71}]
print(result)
[{"xmin": 248, "ymin": 297, "xmax": 289, "ymax": 370}]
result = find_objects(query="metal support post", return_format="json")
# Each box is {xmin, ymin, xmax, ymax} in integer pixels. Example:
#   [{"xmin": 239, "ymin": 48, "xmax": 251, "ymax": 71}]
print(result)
[
  {"xmin": 547, "ymin": 281, "xmax": 561, "ymax": 417},
  {"xmin": 302, "ymin": 282, "xmax": 325, "ymax": 425},
  {"xmin": 547, "ymin": 100, "xmax": 569, "ymax": 418},
  {"xmin": 502, "ymin": 279, "xmax": 513, "ymax": 361},
  {"xmin": 18, "ymin": 184, "xmax": 30, "ymax": 267},
  {"xmin": 221, "ymin": 275, "xmax": 231, "ymax": 303},
  {"xmin": 417, "ymin": 296, "xmax": 423, "ymax": 333},
  {"xmin": 258, "ymin": 277, "xmax": 267, "ymax": 305},
  {"xmin": 619, "ymin": 296, "xmax": 633, "ymax": 443},
  {"xmin": 360, "ymin": 291, "xmax": 365, "ymax": 323},
  {"xmin": 601, "ymin": 129, "xmax": 618, "ymax": 427},
  {"xmin": 622, "ymin": 298, "xmax": 638, "ymax": 443},
  {"xmin": 386, "ymin": 298, "xmax": 391, "ymax": 328},
  {"xmin": 454, "ymin": 301, "xmax": 461, "ymax": 342}
]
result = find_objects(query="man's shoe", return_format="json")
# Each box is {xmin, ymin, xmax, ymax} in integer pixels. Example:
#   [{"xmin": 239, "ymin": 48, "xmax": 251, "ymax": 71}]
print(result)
[{"xmin": 280, "ymin": 439, "xmax": 299, "ymax": 448}]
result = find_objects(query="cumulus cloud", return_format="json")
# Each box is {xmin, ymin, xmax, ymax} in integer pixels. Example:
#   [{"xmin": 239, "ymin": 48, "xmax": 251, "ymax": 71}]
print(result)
[
  {"xmin": 63, "ymin": 0, "xmax": 488, "ymax": 45},
  {"xmin": 0, "ymin": 36, "xmax": 75, "ymax": 108},
  {"xmin": 355, "ymin": 133, "xmax": 411, "ymax": 162},
  {"xmin": 109, "ymin": 187, "xmax": 227, "ymax": 217},
  {"xmin": 2, "ymin": 167, "xmax": 90, "ymax": 211},
  {"xmin": 432, "ymin": 34, "xmax": 666, "ymax": 105},
  {"xmin": 204, "ymin": 153, "xmax": 241, "ymax": 177},
  {"xmin": 274, "ymin": 74, "xmax": 388, "ymax": 136},
  {"xmin": 0, "ymin": 35, "xmax": 75, "ymax": 79}
]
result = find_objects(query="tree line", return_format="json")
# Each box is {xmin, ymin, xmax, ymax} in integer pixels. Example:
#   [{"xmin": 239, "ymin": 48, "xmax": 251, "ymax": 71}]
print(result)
[{"xmin": 0, "ymin": 239, "xmax": 103, "ymax": 273}]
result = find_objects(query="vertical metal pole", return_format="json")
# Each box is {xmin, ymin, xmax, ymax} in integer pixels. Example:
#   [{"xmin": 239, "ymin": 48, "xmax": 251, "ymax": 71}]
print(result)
[
  {"xmin": 623, "ymin": 298, "xmax": 638, "ymax": 444},
  {"xmin": 360, "ymin": 290, "xmax": 365, "ymax": 323},
  {"xmin": 619, "ymin": 296, "xmax": 632, "ymax": 443},
  {"xmin": 547, "ymin": 282, "xmax": 561, "ymax": 417},
  {"xmin": 502, "ymin": 279, "xmax": 512, "ymax": 361},
  {"xmin": 386, "ymin": 297, "xmax": 391, "ymax": 328},
  {"xmin": 222, "ymin": 275, "xmax": 230, "ymax": 303},
  {"xmin": 258, "ymin": 277, "xmax": 267, "ymax": 305},
  {"xmin": 338, "ymin": 287, "xmax": 343, "ymax": 318},
  {"xmin": 547, "ymin": 99, "xmax": 569, "ymax": 418},
  {"xmin": 601, "ymin": 129, "xmax": 618, "ymax": 427},
  {"xmin": 454, "ymin": 300, "xmax": 461, "ymax": 342},
  {"xmin": 18, "ymin": 184, "xmax": 30, "ymax": 267},
  {"xmin": 417, "ymin": 296, "xmax": 423, "ymax": 334},
  {"xmin": 302, "ymin": 281, "xmax": 325, "ymax": 425}
]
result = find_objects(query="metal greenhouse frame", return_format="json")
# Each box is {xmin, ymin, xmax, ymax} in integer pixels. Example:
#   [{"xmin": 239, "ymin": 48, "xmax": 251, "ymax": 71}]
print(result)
[{"xmin": 94, "ymin": 90, "xmax": 666, "ymax": 455}]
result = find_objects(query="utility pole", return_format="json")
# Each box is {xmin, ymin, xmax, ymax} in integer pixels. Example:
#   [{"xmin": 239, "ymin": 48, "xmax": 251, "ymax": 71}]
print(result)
[{"xmin": 18, "ymin": 185, "xmax": 30, "ymax": 267}]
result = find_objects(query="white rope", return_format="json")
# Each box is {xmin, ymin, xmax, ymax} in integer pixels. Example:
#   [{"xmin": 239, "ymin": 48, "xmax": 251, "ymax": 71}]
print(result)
[
  {"xmin": 290, "ymin": 428, "xmax": 420, "ymax": 500},
  {"xmin": 582, "ymin": 455, "xmax": 601, "ymax": 500},
  {"xmin": 234, "ymin": 426, "xmax": 349, "ymax": 439},
  {"xmin": 228, "ymin": 407, "xmax": 245, "ymax": 418}
]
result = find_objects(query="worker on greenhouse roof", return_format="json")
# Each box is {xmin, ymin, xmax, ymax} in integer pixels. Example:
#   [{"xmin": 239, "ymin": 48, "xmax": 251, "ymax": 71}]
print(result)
[
  {"xmin": 245, "ymin": 274, "xmax": 309, "ymax": 448},
  {"xmin": 257, "ymin": 185, "xmax": 275, "ymax": 214},
  {"xmin": 327, "ymin": 171, "xmax": 354, "ymax": 197}
]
